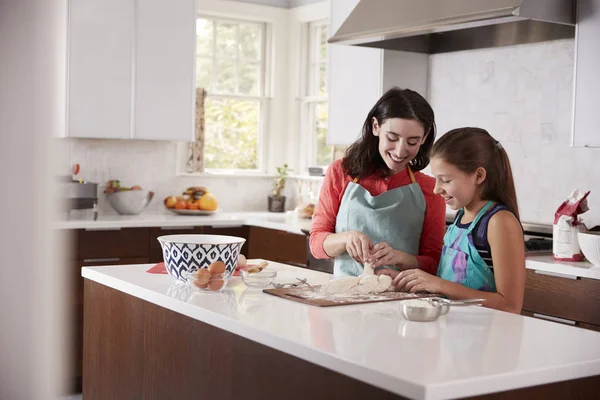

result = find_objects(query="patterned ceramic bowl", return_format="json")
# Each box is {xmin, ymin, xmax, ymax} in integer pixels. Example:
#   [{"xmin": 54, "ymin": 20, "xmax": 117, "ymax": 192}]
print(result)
[{"xmin": 157, "ymin": 234, "xmax": 246, "ymax": 282}]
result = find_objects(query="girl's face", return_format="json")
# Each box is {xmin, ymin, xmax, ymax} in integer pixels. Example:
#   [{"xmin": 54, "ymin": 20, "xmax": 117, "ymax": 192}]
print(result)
[
  {"xmin": 430, "ymin": 157, "xmax": 486, "ymax": 210},
  {"xmin": 373, "ymin": 118, "xmax": 427, "ymax": 174}
]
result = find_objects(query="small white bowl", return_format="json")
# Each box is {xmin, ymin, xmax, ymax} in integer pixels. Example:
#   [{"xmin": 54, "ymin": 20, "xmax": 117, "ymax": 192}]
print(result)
[{"xmin": 578, "ymin": 231, "xmax": 600, "ymax": 267}]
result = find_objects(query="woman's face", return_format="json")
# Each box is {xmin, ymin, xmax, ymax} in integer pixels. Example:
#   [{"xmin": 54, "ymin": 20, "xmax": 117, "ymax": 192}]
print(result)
[{"xmin": 373, "ymin": 118, "xmax": 427, "ymax": 174}]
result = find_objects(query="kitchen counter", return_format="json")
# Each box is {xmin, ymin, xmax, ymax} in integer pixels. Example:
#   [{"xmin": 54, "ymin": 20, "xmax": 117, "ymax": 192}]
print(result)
[
  {"xmin": 59, "ymin": 211, "xmax": 600, "ymax": 280},
  {"xmin": 82, "ymin": 262, "xmax": 600, "ymax": 400},
  {"xmin": 55, "ymin": 210, "xmax": 313, "ymax": 235}
]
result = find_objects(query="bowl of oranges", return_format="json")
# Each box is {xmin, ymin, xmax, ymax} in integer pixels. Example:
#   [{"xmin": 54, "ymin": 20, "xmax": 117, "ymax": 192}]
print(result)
[{"xmin": 164, "ymin": 186, "xmax": 219, "ymax": 215}]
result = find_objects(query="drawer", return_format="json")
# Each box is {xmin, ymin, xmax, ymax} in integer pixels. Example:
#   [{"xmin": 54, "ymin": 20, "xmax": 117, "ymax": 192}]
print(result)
[
  {"xmin": 149, "ymin": 226, "xmax": 203, "ymax": 263},
  {"xmin": 248, "ymin": 227, "xmax": 306, "ymax": 266},
  {"xmin": 521, "ymin": 310, "xmax": 600, "ymax": 333},
  {"xmin": 79, "ymin": 228, "xmax": 150, "ymax": 259},
  {"xmin": 522, "ymin": 269, "xmax": 600, "ymax": 326}
]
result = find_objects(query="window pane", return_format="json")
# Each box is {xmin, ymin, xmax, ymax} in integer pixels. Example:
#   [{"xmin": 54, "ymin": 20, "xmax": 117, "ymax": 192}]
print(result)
[
  {"xmin": 320, "ymin": 26, "xmax": 328, "ymax": 61},
  {"xmin": 204, "ymin": 98, "xmax": 259, "ymax": 170},
  {"xmin": 196, "ymin": 18, "xmax": 213, "ymax": 56},
  {"xmin": 214, "ymin": 59, "xmax": 236, "ymax": 94},
  {"xmin": 238, "ymin": 62, "xmax": 259, "ymax": 95},
  {"xmin": 195, "ymin": 57, "xmax": 212, "ymax": 90},
  {"xmin": 315, "ymin": 101, "xmax": 332, "ymax": 166},
  {"xmin": 216, "ymin": 21, "xmax": 237, "ymax": 57},
  {"xmin": 319, "ymin": 62, "xmax": 327, "ymax": 95},
  {"xmin": 239, "ymin": 23, "xmax": 261, "ymax": 60}
]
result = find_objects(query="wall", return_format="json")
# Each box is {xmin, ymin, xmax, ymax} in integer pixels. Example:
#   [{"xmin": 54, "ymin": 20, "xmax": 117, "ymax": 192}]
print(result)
[
  {"xmin": 1, "ymin": 0, "xmax": 66, "ymax": 398},
  {"xmin": 63, "ymin": 138, "xmax": 287, "ymax": 214},
  {"xmin": 428, "ymin": 39, "xmax": 600, "ymax": 227}
]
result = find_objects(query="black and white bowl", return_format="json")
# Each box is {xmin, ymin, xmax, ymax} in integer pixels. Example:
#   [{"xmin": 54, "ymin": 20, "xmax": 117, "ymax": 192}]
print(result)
[{"xmin": 157, "ymin": 234, "xmax": 246, "ymax": 282}]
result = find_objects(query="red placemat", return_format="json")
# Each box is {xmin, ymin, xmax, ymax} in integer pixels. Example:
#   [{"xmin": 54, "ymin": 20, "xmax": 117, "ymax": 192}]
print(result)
[{"xmin": 146, "ymin": 262, "xmax": 168, "ymax": 274}]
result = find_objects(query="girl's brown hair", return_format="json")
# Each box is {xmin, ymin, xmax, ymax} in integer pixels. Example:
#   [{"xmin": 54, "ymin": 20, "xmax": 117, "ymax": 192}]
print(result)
[
  {"xmin": 342, "ymin": 87, "xmax": 436, "ymax": 178},
  {"xmin": 431, "ymin": 127, "xmax": 520, "ymax": 220}
]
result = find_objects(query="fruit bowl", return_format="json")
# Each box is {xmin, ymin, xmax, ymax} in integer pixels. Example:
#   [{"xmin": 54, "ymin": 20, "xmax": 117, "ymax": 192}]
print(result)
[
  {"xmin": 157, "ymin": 234, "xmax": 246, "ymax": 282},
  {"xmin": 163, "ymin": 186, "xmax": 219, "ymax": 214}
]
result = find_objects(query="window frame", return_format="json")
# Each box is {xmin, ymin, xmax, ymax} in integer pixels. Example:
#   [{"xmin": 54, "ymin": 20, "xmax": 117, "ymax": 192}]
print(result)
[
  {"xmin": 193, "ymin": 15, "xmax": 271, "ymax": 174},
  {"xmin": 298, "ymin": 19, "xmax": 333, "ymax": 172}
]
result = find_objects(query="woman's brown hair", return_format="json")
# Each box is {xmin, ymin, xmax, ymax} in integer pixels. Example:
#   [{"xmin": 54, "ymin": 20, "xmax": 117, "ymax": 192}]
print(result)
[
  {"xmin": 431, "ymin": 127, "xmax": 520, "ymax": 220},
  {"xmin": 342, "ymin": 87, "xmax": 436, "ymax": 178}
]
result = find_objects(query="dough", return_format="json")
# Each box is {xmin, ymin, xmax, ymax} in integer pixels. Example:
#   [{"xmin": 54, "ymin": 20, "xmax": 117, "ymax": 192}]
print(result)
[
  {"xmin": 363, "ymin": 262, "xmax": 374, "ymax": 276},
  {"xmin": 320, "ymin": 276, "xmax": 360, "ymax": 295},
  {"xmin": 356, "ymin": 275, "xmax": 379, "ymax": 294},
  {"xmin": 375, "ymin": 274, "xmax": 393, "ymax": 293}
]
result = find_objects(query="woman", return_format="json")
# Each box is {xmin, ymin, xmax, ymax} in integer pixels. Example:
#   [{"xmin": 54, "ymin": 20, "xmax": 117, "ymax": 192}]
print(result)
[{"xmin": 310, "ymin": 87, "xmax": 446, "ymax": 277}]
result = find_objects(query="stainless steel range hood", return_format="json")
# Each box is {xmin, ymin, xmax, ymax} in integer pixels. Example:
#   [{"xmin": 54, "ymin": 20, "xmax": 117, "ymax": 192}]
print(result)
[{"xmin": 329, "ymin": 0, "xmax": 576, "ymax": 53}]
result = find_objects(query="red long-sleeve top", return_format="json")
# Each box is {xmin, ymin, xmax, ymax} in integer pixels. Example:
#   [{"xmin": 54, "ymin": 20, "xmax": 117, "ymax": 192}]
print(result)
[{"xmin": 310, "ymin": 159, "xmax": 446, "ymax": 275}]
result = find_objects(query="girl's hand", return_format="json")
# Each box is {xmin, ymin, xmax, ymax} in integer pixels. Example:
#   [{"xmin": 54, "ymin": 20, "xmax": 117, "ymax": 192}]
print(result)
[
  {"xmin": 393, "ymin": 269, "xmax": 444, "ymax": 293},
  {"xmin": 344, "ymin": 231, "xmax": 374, "ymax": 263},
  {"xmin": 370, "ymin": 242, "xmax": 401, "ymax": 268}
]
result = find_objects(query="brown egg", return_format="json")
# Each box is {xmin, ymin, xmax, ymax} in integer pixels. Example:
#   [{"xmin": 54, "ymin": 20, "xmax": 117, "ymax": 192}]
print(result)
[
  {"xmin": 208, "ymin": 279, "xmax": 225, "ymax": 291},
  {"xmin": 208, "ymin": 261, "xmax": 226, "ymax": 275},
  {"xmin": 192, "ymin": 281, "xmax": 208, "ymax": 289},
  {"xmin": 193, "ymin": 268, "xmax": 211, "ymax": 285}
]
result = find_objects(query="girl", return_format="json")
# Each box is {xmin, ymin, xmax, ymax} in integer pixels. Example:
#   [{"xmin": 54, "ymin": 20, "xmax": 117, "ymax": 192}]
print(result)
[
  {"xmin": 392, "ymin": 127, "xmax": 526, "ymax": 313},
  {"xmin": 310, "ymin": 87, "xmax": 446, "ymax": 277}
]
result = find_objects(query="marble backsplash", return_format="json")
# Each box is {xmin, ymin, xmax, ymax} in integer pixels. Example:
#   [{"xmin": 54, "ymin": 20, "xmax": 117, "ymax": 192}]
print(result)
[{"xmin": 428, "ymin": 39, "xmax": 600, "ymax": 227}]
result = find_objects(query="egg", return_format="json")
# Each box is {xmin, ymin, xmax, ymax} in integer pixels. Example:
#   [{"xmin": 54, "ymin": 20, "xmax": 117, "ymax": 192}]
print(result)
[
  {"xmin": 208, "ymin": 261, "xmax": 226, "ymax": 275},
  {"xmin": 208, "ymin": 278, "xmax": 225, "ymax": 291},
  {"xmin": 237, "ymin": 254, "xmax": 247, "ymax": 267},
  {"xmin": 193, "ymin": 268, "xmax": 211, "ymax": 285}
]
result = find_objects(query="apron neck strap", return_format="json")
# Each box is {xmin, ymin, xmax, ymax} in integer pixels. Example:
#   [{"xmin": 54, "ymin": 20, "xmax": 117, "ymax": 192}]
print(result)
[
  {"xmin": 407, "ymin": 167, "xmax": 416, "ymax": 184},
  {"xmin": 461, "ymin": 201, "xmax": 495, "ymax": 233}
]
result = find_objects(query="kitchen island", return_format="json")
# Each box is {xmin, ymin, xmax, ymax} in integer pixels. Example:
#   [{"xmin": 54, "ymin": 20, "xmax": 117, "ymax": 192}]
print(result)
[{"xmin": 82, "ymin": 262, "xmax": 600, "ymax": 400}]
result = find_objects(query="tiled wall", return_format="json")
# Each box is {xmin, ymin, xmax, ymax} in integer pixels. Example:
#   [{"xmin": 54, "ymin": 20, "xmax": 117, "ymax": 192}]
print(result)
[
  {"xmin": 429, "ymin": 39, "xmax": 600, "ymax": 227},
  {"xmin": 59, "ymin": 138, "xmax": 296, "ymax": 214}
]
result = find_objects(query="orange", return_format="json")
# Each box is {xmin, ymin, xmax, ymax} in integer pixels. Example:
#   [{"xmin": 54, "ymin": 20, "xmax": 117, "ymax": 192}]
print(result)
[{"xmin": 198, "ymin": 193, "xmax": 218, "ymax": 211}]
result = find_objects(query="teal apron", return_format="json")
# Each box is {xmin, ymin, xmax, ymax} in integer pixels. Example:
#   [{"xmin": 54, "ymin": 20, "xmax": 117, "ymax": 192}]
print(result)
[
  {"xmin": 437, "ymin": 201, "xmax": 497, "ymax": 292},
  {"xmin": 334, "ymin": 167, "xmax": 426, "ymax": 277}
]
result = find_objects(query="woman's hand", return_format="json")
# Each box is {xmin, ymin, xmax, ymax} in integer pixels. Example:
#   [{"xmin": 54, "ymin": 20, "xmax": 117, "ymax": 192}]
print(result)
[
  {"xmin": 393, "ymin": 269, "xmax": 445, "ymax": 293},
  {"xmin": 344, "ymin": 231, "xmax": 374, "ymax": 263},
  {"xmin": 370, "ymin": 242, "xmax": 401, "ymax": 268}
]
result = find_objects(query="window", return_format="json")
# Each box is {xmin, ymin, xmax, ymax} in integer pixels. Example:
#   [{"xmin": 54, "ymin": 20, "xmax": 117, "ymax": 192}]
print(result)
[
  {"xmin": 301, "ymin": 21, "xmax": 344, "ymax": 169},
  {"xmin": 194, "ymin": 17, "xmax": 268, "ymax": 171}
]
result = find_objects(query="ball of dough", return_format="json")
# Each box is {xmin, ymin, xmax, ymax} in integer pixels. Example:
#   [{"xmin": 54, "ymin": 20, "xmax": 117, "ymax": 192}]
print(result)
[{"xmin": 375, "ymin": 274, "xmax": 393, "ymax": 293}]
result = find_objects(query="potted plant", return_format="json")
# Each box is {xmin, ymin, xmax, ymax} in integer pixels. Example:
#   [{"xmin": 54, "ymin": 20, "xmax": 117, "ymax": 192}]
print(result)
[{"xmin": 268, "ymin": 164, "xmax": 291, "ymax": 213}]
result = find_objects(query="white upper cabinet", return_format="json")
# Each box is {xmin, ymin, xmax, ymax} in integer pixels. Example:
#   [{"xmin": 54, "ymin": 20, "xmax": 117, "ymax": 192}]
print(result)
[
  {"xmin": 67, "ymin": 0, "xmax": 196, "ymax": 141},
  {"xmin": 134, "ymin": 0, "xmax": 195, "ymax": 141},
  {"xmin": 67, "ymin": 0, "xmax": 134, "ymax": 139},
  {"xmin": 572, "ymin": 0, "xmax": 600, "ymax": 147},
  {"xmin": 327, "ymin": 0, "xmax": 383, "ymax": 145}
]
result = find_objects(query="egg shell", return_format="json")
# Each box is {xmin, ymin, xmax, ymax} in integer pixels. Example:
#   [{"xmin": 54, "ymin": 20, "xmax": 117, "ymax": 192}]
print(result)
[
  {"xmin": 208, "ymin": 261, "xmax": 226, "ymax": 275},
  {"xmin": 193, "ymin": 268, "xmax": 211, "ymax": 285}
]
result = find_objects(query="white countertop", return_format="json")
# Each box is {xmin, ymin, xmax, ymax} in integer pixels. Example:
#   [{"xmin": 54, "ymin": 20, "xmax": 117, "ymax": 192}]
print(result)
[
  {"xmin": 82, "ymin": 262, "xmax": 600, "ymax": 400},
  {"xmin": 55, "ymin": 211, "xmax": 312, "ymax": 235}
]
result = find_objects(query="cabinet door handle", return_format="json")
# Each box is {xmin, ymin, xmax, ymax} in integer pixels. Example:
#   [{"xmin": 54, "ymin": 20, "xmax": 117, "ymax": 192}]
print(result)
[
  {"xmin": 160, "ymin": 226, "xmax": 195, "ymax": 230},
  {"xmin": 533, "ymin": 313, "xmax": 577, "ymax": 325},
  {"xmin": 83, "ymin": 257, "xmax": 121, "ymax": 264},
  {"xmin": 534, "ymin": 270, "xmax": 578, "ymax": 280},
  {"xmin": 85, "ymin": 227, "xmax": 122, "ymax": 232}
]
